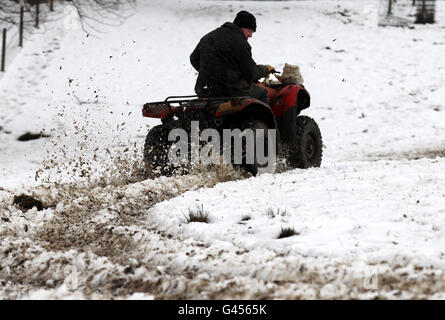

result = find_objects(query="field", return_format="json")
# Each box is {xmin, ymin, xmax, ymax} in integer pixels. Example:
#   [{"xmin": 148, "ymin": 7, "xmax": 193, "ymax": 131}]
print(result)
[{"xmin": 1, "ymin": 0, "xmax": 445, "ymax": 299}]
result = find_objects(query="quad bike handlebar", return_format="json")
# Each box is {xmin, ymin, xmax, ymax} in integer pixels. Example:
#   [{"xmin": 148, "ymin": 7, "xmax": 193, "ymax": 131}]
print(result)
[{"xmin": 261, "ymin": 70, "xmax": 282, "ymax": 86}]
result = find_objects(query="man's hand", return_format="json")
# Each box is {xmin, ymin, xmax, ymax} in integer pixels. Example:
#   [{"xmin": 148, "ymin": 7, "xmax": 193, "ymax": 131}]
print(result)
[{"xmin": 265, "ymin": 64, "xmax": 276, "ymax": 74}]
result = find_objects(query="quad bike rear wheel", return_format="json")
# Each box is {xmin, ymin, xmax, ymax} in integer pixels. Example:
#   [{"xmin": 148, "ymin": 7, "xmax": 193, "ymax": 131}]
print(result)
[
  {"xmin": 231, "ymin": 120, "xmax": 277, "ymax": 176},
  {"xmin": 143, "ymin": 125, "xmax": 175, "ymax": 176},
  {"xmin": 288, "ymin": 116, "xmax": 322, "ymax": 168}
]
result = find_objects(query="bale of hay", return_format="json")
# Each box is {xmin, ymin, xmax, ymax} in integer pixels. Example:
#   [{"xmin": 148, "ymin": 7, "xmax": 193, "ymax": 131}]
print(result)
[{"xmin": 275, "ymin": 63, "xmax": 304, "ymax": 85}]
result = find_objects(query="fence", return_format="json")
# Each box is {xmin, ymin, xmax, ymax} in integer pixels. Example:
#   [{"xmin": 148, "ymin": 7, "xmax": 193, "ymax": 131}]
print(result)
[
  {"xmin": 1, "ymin": 0, "xmax": 55, "ymax": 73},
  {"xmin": 380, "ymin": 0, "xmax": 437, "ymax": 27},
  {"xmin": 415, "ymin": 0, "xmax": 436, "ymax": 23}
]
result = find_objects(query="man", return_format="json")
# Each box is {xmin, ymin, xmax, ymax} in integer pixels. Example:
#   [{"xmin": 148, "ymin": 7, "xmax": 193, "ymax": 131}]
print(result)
[{"xmin": 190, "ymin": 10, "xmax": 275, "ymax": 104}]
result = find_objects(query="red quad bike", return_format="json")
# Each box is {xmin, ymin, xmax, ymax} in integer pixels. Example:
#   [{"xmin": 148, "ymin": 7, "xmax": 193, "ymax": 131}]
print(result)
[{"xmin": 142, "ymin": 75, "xmax": 323, "ymax": 176}]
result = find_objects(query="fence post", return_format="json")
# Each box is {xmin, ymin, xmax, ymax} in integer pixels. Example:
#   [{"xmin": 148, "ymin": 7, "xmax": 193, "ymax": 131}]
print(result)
[
  {"xmin": 387, "ymin": 0, "xmax": 393, "ymax": 16},
  {"xmin": 416, "ymin": 0, "xmax": 436, "ymax": 23},
  {"xmin": 35, "ymin": 1, "xmax": 40, "ymax": 29},
  {"xmin": 50, "ymin": 0, "xmax": 54, "ymax": 12},
  {"xmin": 1, "ymin": 29, "xmax": 6, "ymax": 72},
  {"xmin": 19, "ymin": 6, "xmax": 24, "ymax": 47}
]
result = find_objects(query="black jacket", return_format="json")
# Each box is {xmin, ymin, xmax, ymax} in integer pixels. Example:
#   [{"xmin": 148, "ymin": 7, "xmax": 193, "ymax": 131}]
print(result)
[{"xmin": 190, "ymin": 22, "xmax": 269, "ymax": 97}]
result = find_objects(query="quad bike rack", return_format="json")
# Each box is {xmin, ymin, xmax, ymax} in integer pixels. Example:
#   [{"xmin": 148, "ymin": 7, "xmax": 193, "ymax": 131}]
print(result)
[{"xmin": 143, "ymin": 95, "xmax": 251, "ymax": 119}]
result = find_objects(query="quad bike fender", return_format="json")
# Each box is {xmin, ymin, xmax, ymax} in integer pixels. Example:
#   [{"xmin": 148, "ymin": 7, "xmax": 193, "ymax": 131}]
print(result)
[
  {"xmin": 214, "ymin": 98, "xmax": 267, "ymax": 116},
  {"xmin": 215, "ymin": 98, "xmax": 277, "ymax": 130},
  {"xmin": 142, "ymin": 101, "xmax": 207, "ymax": 119},
  {"xmin": 258, "ymin": 83, "xmax": 311, "ymax": 118},
  {"xmin": 142, "ymin": 102, "xmax": 171, "ymax": 119}
]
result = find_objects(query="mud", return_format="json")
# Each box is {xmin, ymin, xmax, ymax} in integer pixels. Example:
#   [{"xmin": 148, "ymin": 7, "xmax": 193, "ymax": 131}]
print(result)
[
  {"xmin": 13, "ymin": 194, "xmax": 43, "ymax": 211},
  {"xmin": 17, "ymin": 132, "xmax": 51, "ymax": 142},
  {"xmin": 366, "ymin": 147, "xmax": 445, "ymax": 161},
  {"xmin": 2, "ymin": 134, "xmax": 445, "ymax": 299},
  {"xmin": 0, "ymin": 142, "xmax": 249, "ymax": 299}
]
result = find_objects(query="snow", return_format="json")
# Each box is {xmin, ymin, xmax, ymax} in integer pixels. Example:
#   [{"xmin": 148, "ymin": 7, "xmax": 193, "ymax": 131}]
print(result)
[
  {"xmin": 151, "ymin": 159, "xmax": 445, "ymax": 266},
  {"xmin": 1, "ymin": 0, "xmax": 445, "ymax": 299}
]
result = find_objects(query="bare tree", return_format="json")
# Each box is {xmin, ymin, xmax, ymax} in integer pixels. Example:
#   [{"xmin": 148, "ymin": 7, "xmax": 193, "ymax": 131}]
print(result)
[
  {"xmin": 0, "ymin": 0, "xmax": 136, "ymax": 33},
  {"xmin": 64, "ymin": 0, "xmax": 136, "ymax": 33},
  {"xmin": 0, "ymin": 1, "xmax": 28, "ymax": 27}
]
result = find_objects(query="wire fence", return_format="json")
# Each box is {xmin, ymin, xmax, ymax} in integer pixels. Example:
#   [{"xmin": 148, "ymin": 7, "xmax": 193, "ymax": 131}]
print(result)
[
  {"xmin": 1, "ymin": 0, "xmax": 441, "ymax": 72},
  {"xmin": 383, "ymin": 0, "xmax": 436, "ymax": 22},
  {"xmin": 415, "ymin": 0, "xmax": 437, "ymax": 23}
]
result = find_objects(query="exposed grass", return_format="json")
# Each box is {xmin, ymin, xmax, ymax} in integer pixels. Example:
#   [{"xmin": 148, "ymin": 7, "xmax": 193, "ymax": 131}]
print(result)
[
  {"xmin": 278, "ymin": 226, "xmax": 299, "ymax": 239},
  {"xmin": 266, "ymin": 207, "xmax": 287, "ymax": 219},
  {"xmin": 184, "ymin": 204, "xmax": 209, "ymax": 223}
]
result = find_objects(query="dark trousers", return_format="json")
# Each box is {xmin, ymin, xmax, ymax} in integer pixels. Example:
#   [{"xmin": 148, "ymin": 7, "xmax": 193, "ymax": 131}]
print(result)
[{"xmin": 250, "ymin": 84, "xmax": 269, "ymax": 105}]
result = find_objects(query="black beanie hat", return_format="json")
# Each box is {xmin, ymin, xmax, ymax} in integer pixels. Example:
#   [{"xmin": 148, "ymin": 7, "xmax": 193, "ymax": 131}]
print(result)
[{"xmin": 233, "ymin": 10, "xmax": 256, "ymax": 32}]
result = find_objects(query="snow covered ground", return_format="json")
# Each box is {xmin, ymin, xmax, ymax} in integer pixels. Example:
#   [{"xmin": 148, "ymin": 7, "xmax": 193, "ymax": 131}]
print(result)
[{"xmin": 1, "ymin": 0, "xmax": 445, "ymax": 299}]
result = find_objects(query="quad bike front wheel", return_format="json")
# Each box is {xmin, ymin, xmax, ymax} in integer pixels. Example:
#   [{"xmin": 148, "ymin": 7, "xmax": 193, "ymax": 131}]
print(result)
[{"xmin": 288, "ymin": 116, "xmax": 322, "ymax": 168}]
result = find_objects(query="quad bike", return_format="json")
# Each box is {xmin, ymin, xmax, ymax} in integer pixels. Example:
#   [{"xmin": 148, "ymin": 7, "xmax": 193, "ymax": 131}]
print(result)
[{"xmin": 142, "ymin": 73, "xmax": 322, "ymax": 176}]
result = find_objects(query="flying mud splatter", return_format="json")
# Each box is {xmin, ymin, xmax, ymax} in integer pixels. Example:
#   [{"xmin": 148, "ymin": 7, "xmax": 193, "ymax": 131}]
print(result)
[{"xmin": 0, "ymin": 99, "xmax": 248, "ymax": 298}]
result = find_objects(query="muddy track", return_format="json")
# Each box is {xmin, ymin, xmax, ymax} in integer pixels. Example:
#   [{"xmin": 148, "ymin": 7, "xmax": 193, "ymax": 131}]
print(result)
[
  {"xmin": 0, "ymin": 165, "xmax": 250, "ymax": 298},
  {"xmin": 365, "ymin": 147, "xmax": 445, "ymax": 162},
  {"xmin": 2, "ymin": 157, "xmax": 445, "ymax": 298}
]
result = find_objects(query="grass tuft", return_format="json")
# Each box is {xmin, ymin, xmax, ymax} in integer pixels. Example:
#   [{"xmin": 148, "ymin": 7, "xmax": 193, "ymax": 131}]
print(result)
[
  {"xmin": 278, "ymin": 226, "xmax": 299, "ymax": 239},
  {"xmin": 266, "ymin": 207, "xmax": 287, "ymax": 219},
  {"xmin": 184, "ymin": 204, "xmax": 209, "ymax": 223}
]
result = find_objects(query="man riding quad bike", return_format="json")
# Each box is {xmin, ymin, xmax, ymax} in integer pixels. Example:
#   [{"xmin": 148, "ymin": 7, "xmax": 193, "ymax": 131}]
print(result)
[
  {"xmin": 142, "ymin": 11, "xmax": 322, "ymax": 176},
  {"xmin": 142, "ymin": 68, "xmax": 322, "ymax": 176}
]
